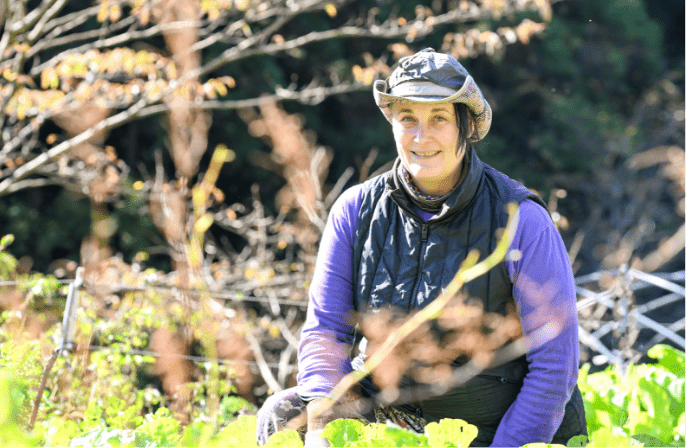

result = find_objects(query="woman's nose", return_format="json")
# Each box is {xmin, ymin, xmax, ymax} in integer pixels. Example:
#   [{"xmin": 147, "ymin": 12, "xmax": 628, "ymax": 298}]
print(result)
[{"xmin": 413, "ymin": 125, "xmax": 429, "ymax": 143}]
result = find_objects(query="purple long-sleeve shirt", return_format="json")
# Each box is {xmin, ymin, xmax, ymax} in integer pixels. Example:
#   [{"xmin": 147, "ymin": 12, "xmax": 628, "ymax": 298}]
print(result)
[{"xmin": 297, "ymin": 183, "xmax": 579, "ymax": 446}]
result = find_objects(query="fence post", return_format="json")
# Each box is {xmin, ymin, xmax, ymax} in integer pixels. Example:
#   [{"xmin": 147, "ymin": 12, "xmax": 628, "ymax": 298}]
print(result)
[
  {"xmin": 60, "ymin": 267, "xmax": 84, "ymax": 354},
  {"xmin": 30, "ymin": 267, "xmax": 84, "ymax": 429}
]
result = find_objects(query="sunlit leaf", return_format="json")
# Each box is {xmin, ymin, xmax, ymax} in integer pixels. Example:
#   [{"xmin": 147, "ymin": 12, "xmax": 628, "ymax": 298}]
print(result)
[
  {"xmin": 264, "ymin": 429, "xmax": 304, "ymax": 447},
  {"xmin": 97, "ymin": 2, "xmax": 109, "ymax": 22},
  {"xmin": 647, "ymin": 344, "xmax": 684, "ymax": 378},
  {"xmin": 425, "ymin": 419, "xmax": 478, "ymax": 447},
  {"xmin": 109, "ymin": 4, "xmax": 122, "ymax": 22},
  {"xmin": 324, "ymin": 4, "xmax": 337, "ymax": 17},
  {"xmin": 323, "ymin": 419, "xmax": 364, "ymax": 447}
]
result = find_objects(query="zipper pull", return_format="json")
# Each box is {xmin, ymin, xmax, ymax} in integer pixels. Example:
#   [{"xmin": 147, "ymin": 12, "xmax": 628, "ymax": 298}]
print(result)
[
  {"xmin": 498, "ymin": 377, "xmax": 508, "ymax": 384},
  {"xmin": 421, "ymin": 224, "xmax": 428, "ymax": 243}
]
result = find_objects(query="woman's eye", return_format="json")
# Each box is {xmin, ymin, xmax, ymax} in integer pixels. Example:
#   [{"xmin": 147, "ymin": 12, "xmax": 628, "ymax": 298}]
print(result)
[
  {"xmin": 434, "ymin": 116, "xmax": 447, "ymax": 122},
  {"xmin": 400, "ymin": 116, "xmax": 414, "ymax": 122}
]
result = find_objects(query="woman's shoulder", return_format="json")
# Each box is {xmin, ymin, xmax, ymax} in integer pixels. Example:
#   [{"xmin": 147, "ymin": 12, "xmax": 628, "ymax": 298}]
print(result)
[
  {"xmin": 516, "ymin": 198, "xmax": 553, "ymax": 233},
  {"xmin": 328, "ymin": 183, "xmax": 364, "ymax": 229},
  {"xmin": 481, "ymin": 163, "xmax": 546, "ymax": 209}
]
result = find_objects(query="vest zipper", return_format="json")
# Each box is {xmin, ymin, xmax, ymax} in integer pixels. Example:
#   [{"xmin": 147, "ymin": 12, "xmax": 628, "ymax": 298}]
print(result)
[{"xmin": 408, "ymin": 224, "xmax": 429, "ymax": 311}]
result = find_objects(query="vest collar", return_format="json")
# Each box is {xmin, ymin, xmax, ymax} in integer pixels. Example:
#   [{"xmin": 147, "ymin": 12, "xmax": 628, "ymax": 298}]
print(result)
[{"xmin": 387, "ymin": 148, "xmax": 485, "ymax": 221}]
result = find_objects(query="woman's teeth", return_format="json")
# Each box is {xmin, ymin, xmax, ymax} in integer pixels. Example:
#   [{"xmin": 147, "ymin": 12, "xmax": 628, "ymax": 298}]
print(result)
[{"xmin": 412, "ymin": 151, "xmax": 440, "ymax": 158}]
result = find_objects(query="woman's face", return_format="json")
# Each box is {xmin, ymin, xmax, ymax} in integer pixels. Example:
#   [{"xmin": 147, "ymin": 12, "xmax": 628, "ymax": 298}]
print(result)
[{"xmin": 391, "ymin": 102, "xmax": 464, "ymax": 196}]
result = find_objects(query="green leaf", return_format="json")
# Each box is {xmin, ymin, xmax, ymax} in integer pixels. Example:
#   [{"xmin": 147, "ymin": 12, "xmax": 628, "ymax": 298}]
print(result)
[
  {"xmin": 0, "ymin": 234, "xmax": 14, "ymax": 248},
  {"xmin": 384, "ymin": 426, "xmax": 427, "ymax": 447},
  {"xmin": 566, "ymin": 435, "xmax": 588, "ymax": 447},
  {"xmin": 424, "ymin": 419, "xmax": 478, "ymax": 447},
  {"xmin": 264, "ymin": 429, "xmax": 304, "ymax": 447},
  {"xmin": 630, "ymin": 434, "xmax": 666, "ymax": 447},
  {"xmin": 647, "ymin": 345, "xmax": 684, "ymax": 378},
  {"xmin": 588, "ymin": 427, "xmax": 641, "ymax": 448},
  {"xmin": 674, "ymin": 412, "xmax": 685, "ymax": 440},
  {"xmin": 45, "ymin": 419, "xmax": 80, "ymax": 447},
  {"xmin": 179, "ymin": 421, "xmax": 214, "ymax": 447},
  {"xmin": 323, "ymin": 419, "xmax": 364, "ymax": 447},
  {"xmin": 637, "ymin": 378, "xmax": 672, "ymax": 418},
  {"xmin": 348, "ymin": 439, "xmax": 390, "ymax": 447},
  {"xmin": 136, "ymin": 417, "xmax": 181, "ymax": 446},
  {"xmin": 69, "ymin": 428, "xmax": 137, "ymax": 447},
  {"xmin": 211, "ymin": 415, "xmax": 258, "ymax": 447},
  {"xmin": 362, "ymin": 423, "xmax": 388, "ymax": 440}
]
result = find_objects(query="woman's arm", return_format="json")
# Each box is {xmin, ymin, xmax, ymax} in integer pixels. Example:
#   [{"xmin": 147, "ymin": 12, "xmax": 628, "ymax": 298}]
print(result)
[
  {"xmin": 296, "ymin": 185, "xmax": 363, "ymax": 429},
  {"xmin": 492, "ymin": 199, "xmax": 580, "ymax": 446}
]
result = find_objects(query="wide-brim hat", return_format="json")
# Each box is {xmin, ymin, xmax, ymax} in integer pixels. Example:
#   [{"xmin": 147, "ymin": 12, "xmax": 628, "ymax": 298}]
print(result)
[{"xmin": 374, "ymin": 48, "xmax": 492, "ymax": 140}]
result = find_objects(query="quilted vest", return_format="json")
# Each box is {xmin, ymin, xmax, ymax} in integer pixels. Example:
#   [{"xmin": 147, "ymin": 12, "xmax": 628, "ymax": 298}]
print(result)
[{"xmin": 352, "ymin": 149, "xmax": 548, "ymax": 382}]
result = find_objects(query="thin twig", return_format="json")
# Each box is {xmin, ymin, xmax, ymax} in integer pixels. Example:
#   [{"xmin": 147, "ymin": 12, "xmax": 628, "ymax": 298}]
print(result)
[
  {"xmin": 29, "ymin": 347, "xmax": 60, "ymax": 430},
  {"xmin": 246, "ymin": 330, "xmax": 283, "ymax": 393}
]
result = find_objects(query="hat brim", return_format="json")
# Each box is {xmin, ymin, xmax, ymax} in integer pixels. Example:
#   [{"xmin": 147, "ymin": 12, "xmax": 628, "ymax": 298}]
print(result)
[{"xmin": 373, "ymin": 76, "xmax": 492, "ymax": 140}]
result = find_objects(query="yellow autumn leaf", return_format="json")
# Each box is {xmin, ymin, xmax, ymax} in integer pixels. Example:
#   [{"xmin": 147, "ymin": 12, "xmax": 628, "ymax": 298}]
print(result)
[
  {"xmin": 362, "ymin": 69, "xmax": 374, "ymax": 85},
  {"xmin": 110, "ymin": 4, "xmax": 122, "ymax": 22},
  {"xmin": 139, "ymin": 7, "xmax": 150, "ymax": 26},
  {"xmin": 223, "ymin": 76, "xmax": 236, "ymax": 89},
  {"xmin": 124, "ymin": 56, "xmax": 135, "ymax": 74},
  {"xmin": 269, "ymin": 325, "xmax": 281, "ymax": 339},
  {"xmin": 97, "ymin": 2, "xmax": 109, "ymax": 22},
  {"xmin": 324, "ymin": 4, "xmax": 337, "ymax": 17},
  {"xmin": 13, "ymin": 44, "xmax": 30, "ymax": 54},
  {"xmin": 167, "ymin": 63, "xmax": 178, "ymax": 80},
  {"xmin": 352, "ymin": 65, "xmax": 363, "ymax": 82},
  {"xmin": 214, "ymin": 81, "xmax": 228, "ymax": 97},
  {"xmin": 4, "ymin": 69, "xmax": 18, "ymax": 82},
  {"xmin": 49, "ymin": 72, "xmax": 59, "ymax": 90},
  {"xmin": 208, "ymin": 6, "xmax": 220, "ymax": 20},
  {"xmin": 235, "ymin": 0, "xmax": 249, "ymax": 11}
]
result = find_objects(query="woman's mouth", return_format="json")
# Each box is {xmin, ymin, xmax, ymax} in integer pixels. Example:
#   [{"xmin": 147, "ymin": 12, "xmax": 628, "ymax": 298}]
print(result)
[{"xmin": 411, "ymin": 150, "xmax": 441, "ymax": 158}]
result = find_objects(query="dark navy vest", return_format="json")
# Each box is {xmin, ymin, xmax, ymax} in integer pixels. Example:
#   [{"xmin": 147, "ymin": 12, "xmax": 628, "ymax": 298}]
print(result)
[{"xmin": 352, "ymin": 149, "xmax": 547, "ymax": 382}]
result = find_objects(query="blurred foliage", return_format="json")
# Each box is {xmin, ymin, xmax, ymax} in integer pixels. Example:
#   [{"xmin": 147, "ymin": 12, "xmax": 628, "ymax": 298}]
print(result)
[{"xmin": 0, "ymin": 0, "xmax": 683, "ymax": 273}]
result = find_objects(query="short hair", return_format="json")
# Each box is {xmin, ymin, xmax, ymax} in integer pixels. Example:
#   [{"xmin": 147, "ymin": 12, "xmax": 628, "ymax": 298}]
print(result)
[{"xmin": 454, "ymin": 103, "xmax": 476, "ymax": 155}]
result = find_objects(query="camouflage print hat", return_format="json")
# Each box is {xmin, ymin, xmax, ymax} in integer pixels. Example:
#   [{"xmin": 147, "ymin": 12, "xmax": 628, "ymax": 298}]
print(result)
[{"xmin": 373, "ymin": 48, "xmax": 492, "ymax": 140}]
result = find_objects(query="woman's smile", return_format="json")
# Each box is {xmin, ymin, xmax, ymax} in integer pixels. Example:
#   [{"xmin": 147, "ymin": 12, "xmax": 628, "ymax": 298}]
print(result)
[{"xmin": 411, "ymin": 150, "xmax": 441, "ymax": 158}]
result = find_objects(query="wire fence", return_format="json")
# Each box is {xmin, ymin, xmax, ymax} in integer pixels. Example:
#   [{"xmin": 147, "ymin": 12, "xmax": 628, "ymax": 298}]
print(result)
[
  {"xmin": 575, "ymin": 266, "xmax": 685, "ymax": 369},
  {"xmin": 3, "ymin": 265, "xmax": 685, "ymax": 386}
]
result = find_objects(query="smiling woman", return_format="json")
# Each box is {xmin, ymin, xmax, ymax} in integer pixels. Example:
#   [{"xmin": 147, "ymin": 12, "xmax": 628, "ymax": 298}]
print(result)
[
  {"xmin": 391, "ymin": 103, "xmax": 463, "ymax": 196},
  {"xmin": 256, "ymin": 48, "xmax": 588, "ymax": 447}
]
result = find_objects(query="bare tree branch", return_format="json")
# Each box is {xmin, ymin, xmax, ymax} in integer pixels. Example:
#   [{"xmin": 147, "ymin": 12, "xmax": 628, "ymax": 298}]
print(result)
[{"xmin": 27, "ymin": 0, "xmax": 70, "ymax": 43}]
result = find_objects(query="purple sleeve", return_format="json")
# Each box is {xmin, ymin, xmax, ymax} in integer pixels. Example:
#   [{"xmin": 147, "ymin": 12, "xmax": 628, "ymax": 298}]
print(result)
[
  {"xmin": 296, "ymin": 185, "xmax": 363, "ymax": 400},
  {"xmin": 491, "ymin": 200, "xmax": 579, "ymax": 446}
]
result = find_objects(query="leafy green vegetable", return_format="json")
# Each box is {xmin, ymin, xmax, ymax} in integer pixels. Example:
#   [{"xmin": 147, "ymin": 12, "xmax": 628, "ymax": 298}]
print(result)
[
  {"xmin": 424, "ymin": 419, "xmax": 478, "ymax": 447},
  {"xmin": 264, "ymin": 429, "xmax": 304, "ymax": 447},
  {"xmin": 322, "ymin": 419, "xmax": 364, "ymax": 447},
  {"xmin": 210, "ymin": 415, "xmax": 257, "ymax": 447},
  {"xmin": 647, "ymin": 345, "xmax": 684, "ymax": 378}
]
